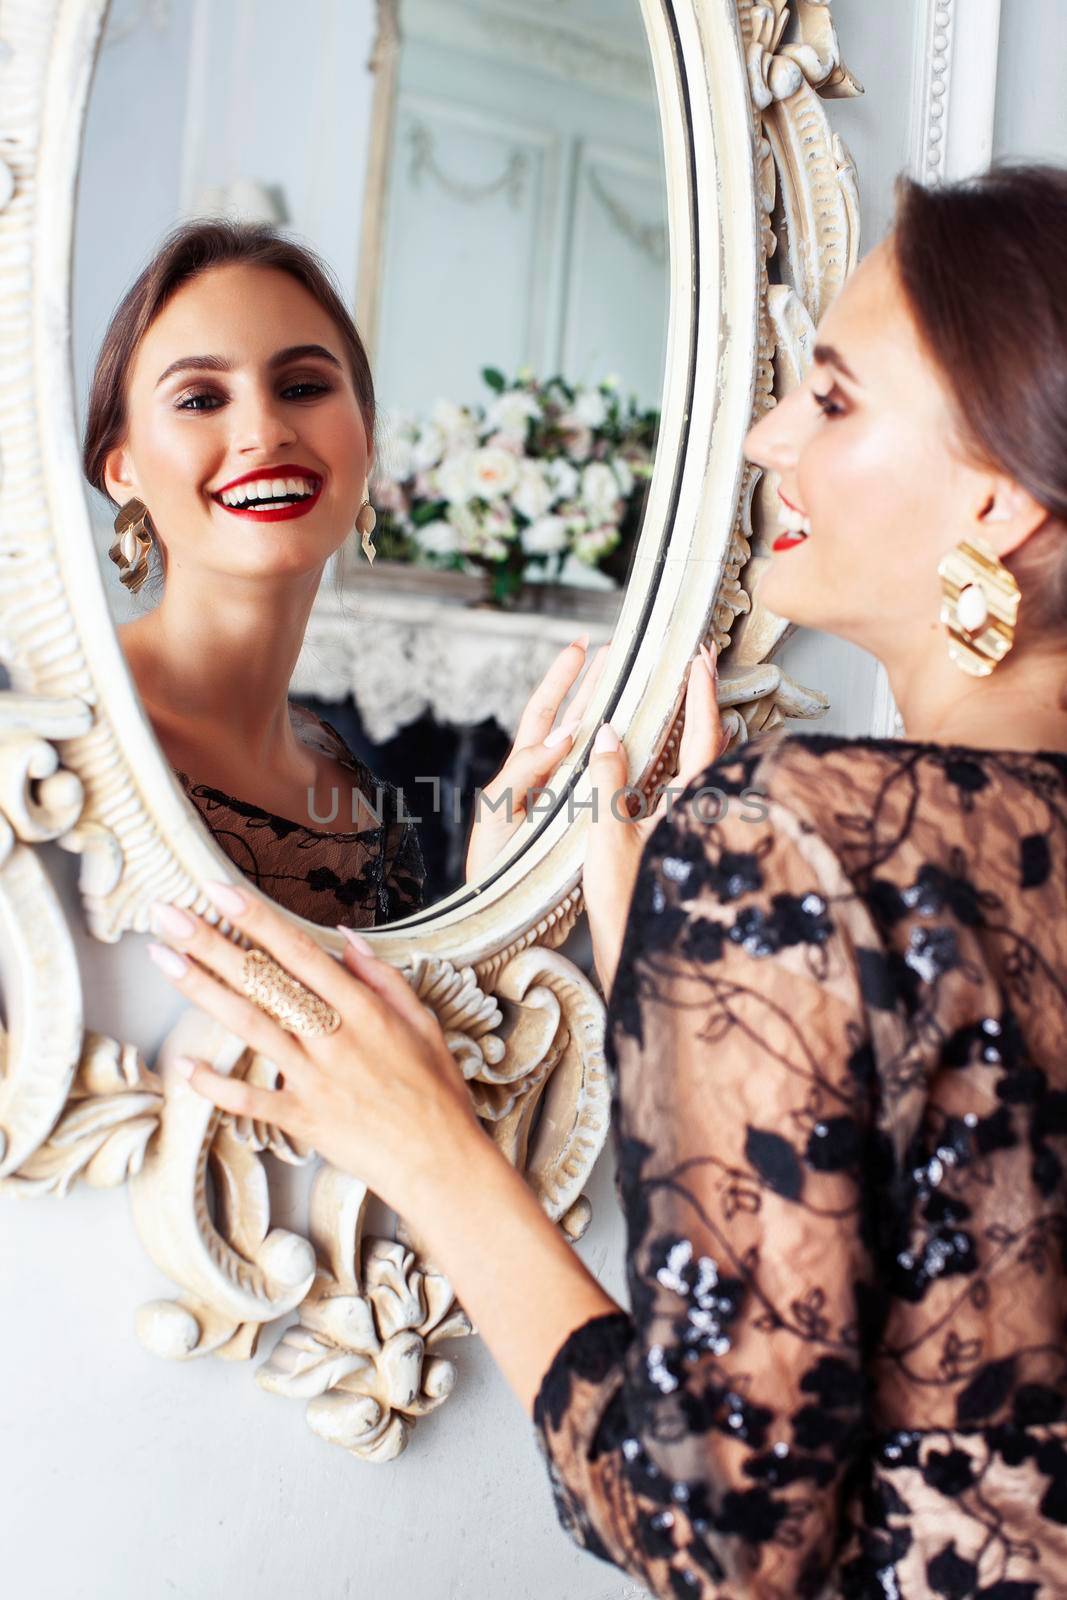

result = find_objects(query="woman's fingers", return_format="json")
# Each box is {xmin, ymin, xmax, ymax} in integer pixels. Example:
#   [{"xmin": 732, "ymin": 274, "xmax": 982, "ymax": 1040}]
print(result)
[
  {"xmin": 675, "ymin": 645, "xmax": 724, "ymax": 794},
  {"xmin": 192, "ymin": 880, "xmax": 364, "ymax": 1013},
  {"xmin": 560, "ymin": 641, "xmax": 610, "ymax": 728},
  {"xmin": 336, "ymin": 929, "xmax": 442, "ymax": 1041},
  {"xmin": 146, "ymin": 936, "xmax": 313, "ymax": 1072},
  {"xmin": 511, "ymin": 636, "xmax": 590, "ymax": 752},
  {"xmin": 582, "ymin": 724, "xmax": 646, "ymax": 993},
  {"xmin": 171, "ymin": 1054, "xmax": 303, "ymax": 1129}
]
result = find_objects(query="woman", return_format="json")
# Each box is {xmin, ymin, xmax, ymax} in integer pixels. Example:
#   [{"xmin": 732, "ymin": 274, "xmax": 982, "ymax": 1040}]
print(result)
[
  {"xmin": 84, "ymin": 220, "xmax": 600, "ymax": 927},
  {"xmin": 144, "ymin": 164, "xmax": 1067, "ymax": 1597}
]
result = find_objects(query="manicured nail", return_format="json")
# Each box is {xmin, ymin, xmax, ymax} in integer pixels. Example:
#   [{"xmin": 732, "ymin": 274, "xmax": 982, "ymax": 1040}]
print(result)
[
  {"xmin": 701, "ymin": 641, "xmax": 718, "ymax": 676},
  {"xmin": 593, "ymin": 724, "xmax": 620, "ymax": 754},
  {"xmin": 147, "ymin": 942, "xmax": 189, "ymax": 979},
  {"xmin": 545, "ymin": 719, "xmax": 579, "ymax": 749},
  {"xmin": 150, "ymin": 901, "xmax": 196, "ymax": 939},
  {"xmin": 203, "ymin": 881, "xmax": 247, "ymax": 917},
  {"xmin": 338, "ymin": 927, "xmax": 374, "ymax": 956},
  {"xmin": 172, "ymin": 1055, "xmax": 196, "ymax": 1079},
  {"xmin": 569, "ymin": 632, "xmax": 590, "ymax": 651}
]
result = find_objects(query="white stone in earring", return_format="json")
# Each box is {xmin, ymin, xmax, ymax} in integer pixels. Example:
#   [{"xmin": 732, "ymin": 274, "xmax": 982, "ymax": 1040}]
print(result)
[{"xmin": 956, "ymin": 583, "xmax": 989, "ymax": 635}]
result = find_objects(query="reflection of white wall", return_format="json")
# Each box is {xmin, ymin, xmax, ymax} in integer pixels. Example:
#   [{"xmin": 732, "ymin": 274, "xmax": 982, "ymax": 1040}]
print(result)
[{"xmin": 376, "ymin": 19, "xmax": 667, "ymax": 417}]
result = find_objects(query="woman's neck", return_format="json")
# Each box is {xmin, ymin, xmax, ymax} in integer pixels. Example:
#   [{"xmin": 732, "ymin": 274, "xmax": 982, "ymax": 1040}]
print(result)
[
  {"xmin": 886, "ymin": 638, "xmax": 1067, "ymax": 753},
  {"xmin": 119, "ymin": 567, "xmax": 323, "ymax": 768}
]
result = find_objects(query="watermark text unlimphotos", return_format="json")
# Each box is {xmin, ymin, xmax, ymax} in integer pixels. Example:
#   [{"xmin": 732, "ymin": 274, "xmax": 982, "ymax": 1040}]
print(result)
[{"xmin": 306, "ymin": 775, "xmax": 769, "ymax": 829}]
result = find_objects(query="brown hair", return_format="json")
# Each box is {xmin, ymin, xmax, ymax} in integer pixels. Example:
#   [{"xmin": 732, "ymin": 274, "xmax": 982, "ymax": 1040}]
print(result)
[
  {"xmin": 82, "ymin": 217, "xmax": 375, "ymax": 506},
  {"xmin": 893, "ymin": 164, "xmax": 1067, "ymax": 640}
]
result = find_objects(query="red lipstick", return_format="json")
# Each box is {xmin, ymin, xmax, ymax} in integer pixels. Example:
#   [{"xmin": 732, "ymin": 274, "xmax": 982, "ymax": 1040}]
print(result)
[
  {"xmin": 772, "ymin": 531, "xmax": 808, "ymax": 552},
  {"xmin": 214, "ymin": 463, "xmax": 321, "ymax": 493}
]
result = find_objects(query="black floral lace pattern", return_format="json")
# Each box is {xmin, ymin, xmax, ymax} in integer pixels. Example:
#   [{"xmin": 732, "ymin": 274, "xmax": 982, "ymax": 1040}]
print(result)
[
  {"xmin": 174, "ymin": 703, "xmax": 425, "ymax": 927},
  {"xmin": 533, "ymin": 728, "xmax": 1067, "ymax": 1599}
]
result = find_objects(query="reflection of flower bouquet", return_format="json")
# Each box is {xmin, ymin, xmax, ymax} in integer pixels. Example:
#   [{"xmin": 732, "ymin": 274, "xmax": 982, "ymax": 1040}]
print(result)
[{"xmin": 372, "ymin": 368, "xmax": 659, "ymax": 606}]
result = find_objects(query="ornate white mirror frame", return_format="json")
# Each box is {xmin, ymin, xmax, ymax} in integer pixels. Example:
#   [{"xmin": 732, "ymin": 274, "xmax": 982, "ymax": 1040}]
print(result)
[{"xmin": 0, "ymin": 0, "xmax": 859, "ymax": 1463}]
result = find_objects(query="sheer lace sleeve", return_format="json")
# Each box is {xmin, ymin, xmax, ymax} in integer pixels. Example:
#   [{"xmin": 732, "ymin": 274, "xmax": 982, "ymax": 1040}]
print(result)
[
  {"xmin": 380, "ymin": 805, "xmax": 426, "ymax": 921},
  {"xmin": 534, "ymin": 759, "xmax": 883, "ymax": 1599}
]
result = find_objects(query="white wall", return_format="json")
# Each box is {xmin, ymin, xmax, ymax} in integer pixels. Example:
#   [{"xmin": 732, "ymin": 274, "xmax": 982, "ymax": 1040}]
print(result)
[
  {"xmin": 994, "ymin": 0, "xmax": 1067, "ymax": 163},
  {"xmin": 10, "ymin": 5, "xmax": 1066, "ymax": 1599}
]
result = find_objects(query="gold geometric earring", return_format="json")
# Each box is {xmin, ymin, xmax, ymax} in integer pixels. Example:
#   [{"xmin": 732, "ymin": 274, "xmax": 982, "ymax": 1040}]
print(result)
[
  {"xmin": 109, "ymin": 498, "xmax": 155, "ymax": 594},
  {"xmin": 355, "ymin": 484, "xmax": 376, "ymax": 564},
  {"xmin": 936, "ymin": 534, "xmax": 1021, "ymax": 677}
]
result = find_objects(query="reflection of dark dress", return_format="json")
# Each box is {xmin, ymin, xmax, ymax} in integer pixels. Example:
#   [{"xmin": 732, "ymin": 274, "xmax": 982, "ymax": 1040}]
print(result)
[
  {"xmin": 533, "ymin": 730, "xmax": 1067, "ymax": 1598},
  {"xmin": 174, "ymin": 703, "xmax": 425, "ymax": 928}
]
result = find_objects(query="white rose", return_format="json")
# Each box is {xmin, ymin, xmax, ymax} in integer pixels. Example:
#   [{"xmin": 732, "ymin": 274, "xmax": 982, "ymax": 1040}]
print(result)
[
  {"xmin": 544, "ymin": 457, "xmax": 580, "ymax": 502},
  {"xmin": 611, "ymin": 455, "xmax": 635, "ymax": 498},
  {"xmin": 575, "ymin": 523, "xmax": 621, "ymax": 565},
  {"xmin": 559, "ymin": 419, "xmax": 594, "ymax": 461},
  {"xmin": 581, "ymin": 461, "xmax": 622, "ymax": 517},
  {"xmin": 469, "ymin": 446, "xmax": 519, "ymax": 501},
  {"xmin": 521, "ymin": 514, "xmax": 568, "ymax": 555},
  {"xmin": 573, "ymin": 388, "xmax": 608, "ymax": 429},
  {"xmin": 486, "ymin": 390, "xmax": 541, "ymax": 441},
  {"xmin": 436, "ymin": 451, "xmax": 477, "ymax": 505},
  {"xmin": 447, "ymin": 502, "xmax": 484, "ymax": 551},
  {"xmin": 559, "ymin": 501, "xmax": 590, "ymax": 538},
  {"xmin": 512, "ymin": 461, "xmax": 553, "ymax": 522},
  {"xmin": 415, "ymin": 519, "xmax": 458, "ymax": 557},
  {"xmin": 485, "ymin": 503, "xmax": 517, "ymax": 540},
  {"xmin": 412, "ymin": 423, "xmax": 445, "ymax": 472},
  {"xmin": 431, "ymin": 399, "xmax": 479, "ymax": 451}
]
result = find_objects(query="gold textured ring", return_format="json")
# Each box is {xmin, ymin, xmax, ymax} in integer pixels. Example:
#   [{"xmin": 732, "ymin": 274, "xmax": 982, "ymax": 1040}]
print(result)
[{"xmin": 241, "ymin": 949, "xmax": 342, "ymax": 1037}]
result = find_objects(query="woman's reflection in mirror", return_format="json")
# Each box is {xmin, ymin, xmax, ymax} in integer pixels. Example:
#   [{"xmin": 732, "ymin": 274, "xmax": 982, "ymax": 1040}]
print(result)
[{"xmin": 82, "ymin": 220, "xmax": 425, "ymax": 928}]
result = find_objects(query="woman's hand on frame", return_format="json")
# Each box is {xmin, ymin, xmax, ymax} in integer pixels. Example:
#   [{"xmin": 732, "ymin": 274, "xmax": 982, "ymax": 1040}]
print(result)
[
  {"xmin": 584, "ymin": 643, "xmax": 727, "ymax": 997},
  {"xmin": 464, "ymin": 634, "xmax": 610, "ymax": 885},
  {"xmin": 145, "ymin": 885, "xmax": 482, "ymax": 1215}
]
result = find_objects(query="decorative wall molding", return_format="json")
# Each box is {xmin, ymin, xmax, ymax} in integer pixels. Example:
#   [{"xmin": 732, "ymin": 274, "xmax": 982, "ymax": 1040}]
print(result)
[
  {"xmin": 910, "ymin": 0, "xmax": 1002, "ymax": 185},
  {"xmin": 406, "ymin": 121, "xmax": 529, "ymax": 208},
  {"xmin": 404, "ymin": 0, "xmax": 655, "ymax": 105},
  {"xmin": 0, "ymin": 0, "xmax": 858, "ymax": 1466},
  {"xmin": 586, "ymin": 164, "xmax": 667, "ymax": 267}
]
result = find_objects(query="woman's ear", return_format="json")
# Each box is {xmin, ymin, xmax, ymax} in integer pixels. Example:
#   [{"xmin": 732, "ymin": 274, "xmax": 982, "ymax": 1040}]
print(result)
[
  {"xmin": 102, "ymin": 444, "xmax": 139, "ymax": 508},
  {"xmin": 975, "ymin": 476, "xmax": 1049, "ymax": 557}
]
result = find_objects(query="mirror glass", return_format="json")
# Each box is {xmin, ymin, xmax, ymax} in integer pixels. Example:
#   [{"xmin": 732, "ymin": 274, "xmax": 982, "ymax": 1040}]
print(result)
[{"xmin": 75, "ymin": 0, "xmax": 669, "ymax": 929}]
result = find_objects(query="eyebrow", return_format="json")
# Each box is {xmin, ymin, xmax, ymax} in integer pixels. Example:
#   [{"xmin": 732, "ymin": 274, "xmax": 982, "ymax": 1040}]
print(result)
[
  {"xmin": 813, "ymin": 343, "xmax": 860, "ymax": 383},
  {"xmin": 155, "ymin": 343, "xmax": 344, "ymax": 387}
]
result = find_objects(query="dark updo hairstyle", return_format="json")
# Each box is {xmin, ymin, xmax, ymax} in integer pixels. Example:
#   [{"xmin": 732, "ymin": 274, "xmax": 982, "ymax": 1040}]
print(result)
[
  {"xmin": 892, "ymin": 163, "xmax": 1067, "ymax": 641},
  {"xmin": 82, "ymin": 217, "xmax": 375, "ymax": 507}
]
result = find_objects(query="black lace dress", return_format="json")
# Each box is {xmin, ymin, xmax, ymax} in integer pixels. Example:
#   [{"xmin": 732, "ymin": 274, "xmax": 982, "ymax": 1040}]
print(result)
[
  {"xmin": 174, "ymin": 703, "xmax": 425, "ymax": 928},
  {"xmin": 533, "ymin": 728, "xmax": 1067, "ymax": 1599}
]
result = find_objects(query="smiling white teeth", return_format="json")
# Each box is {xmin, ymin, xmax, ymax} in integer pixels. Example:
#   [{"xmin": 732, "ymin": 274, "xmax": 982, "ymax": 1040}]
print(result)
[{"xmin": 218, "ymin": 475, "xmax": 317, "ymax": 508}]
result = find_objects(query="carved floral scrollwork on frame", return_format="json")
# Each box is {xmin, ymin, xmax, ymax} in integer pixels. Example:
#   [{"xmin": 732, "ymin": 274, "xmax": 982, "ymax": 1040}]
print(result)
[{"xmin": 0, "ymin": 0, "xmax": 859, "ymax": 1464}]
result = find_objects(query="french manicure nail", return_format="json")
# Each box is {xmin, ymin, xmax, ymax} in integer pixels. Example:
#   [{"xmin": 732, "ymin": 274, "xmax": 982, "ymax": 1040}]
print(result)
[
  {"xmin": 545, "ymin": 719, "xmax": 579, "ymax": 749},
  {"xmin": 150, "ymin": 901, "xmax": 196, "ymax": 940},
  {"xmin": 339, "ymin": 927, "xmax": 374, "ymax": 956},
  {"xmin": 593, "ymin": 724, "xmax": 621, "ymax": 754},
  {"xmin": 203, "ymin": 880, "xmax": 247, "ymax": 917},
  {"xmin": 570, "ymin": 632, "xmax": 590, "ymax": 651},
  {"xmin": 172, "ymin": 1055, "xmax": 196, "ymax": 1079},
  {"xmin": 147, "ymin": 942, "xmax": 189, "ymax": 979}
]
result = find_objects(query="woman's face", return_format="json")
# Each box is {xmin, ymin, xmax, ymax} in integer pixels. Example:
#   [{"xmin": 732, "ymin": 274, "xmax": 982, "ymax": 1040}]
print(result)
[
  {"xmin": 105, "ymin": 263, "xmax": 370, "ymax": 583},
  {"xmin": 745, "ymin": 240, "xmax": 988, "ymax": 661}
]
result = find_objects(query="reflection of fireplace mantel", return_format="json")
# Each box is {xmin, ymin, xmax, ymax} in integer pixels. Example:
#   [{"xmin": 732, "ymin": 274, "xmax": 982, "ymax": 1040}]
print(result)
[{"xmin": 292, "ymin": 563, "xmax": 620, "ymax": 743}]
